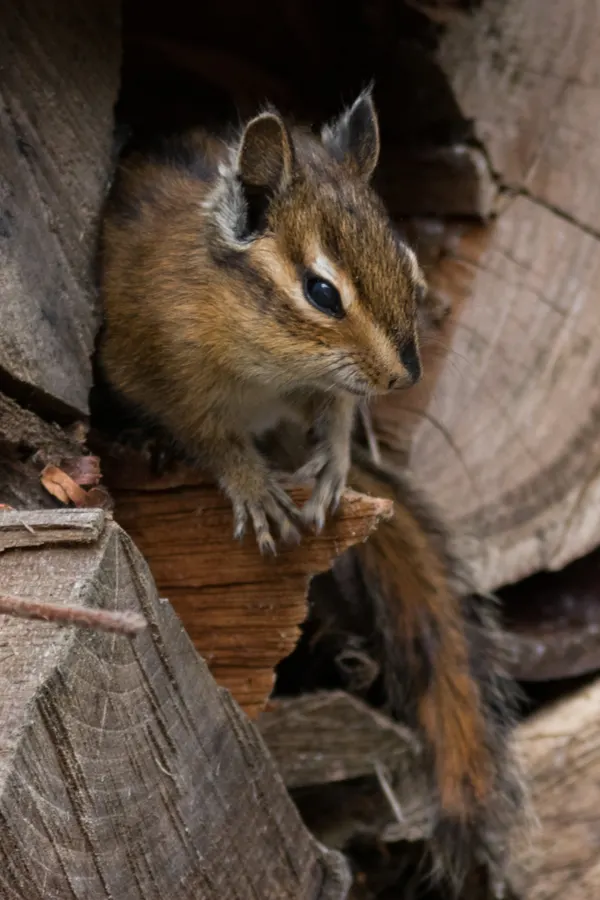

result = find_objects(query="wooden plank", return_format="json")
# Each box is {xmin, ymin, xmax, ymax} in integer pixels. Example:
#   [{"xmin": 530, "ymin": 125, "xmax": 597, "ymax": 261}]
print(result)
[
  {"xmin": 0, "ymin": 508, "xmax": 105, "ymax": 550},
  {"xmin": 509, "ymin": 678, "xmax": 600, "ymax": 900},
  {"xmin": 0, "ymin": 509, "xmax": 350, "ymax": 900},
  {"xmin": 0, "ymin": 0, "xmax": 120, "ymax": 417},
  {"xmin": 374, "ymin": 195, "xmax": 600, "ymax": 591},
  {"xmin": 438, "ymin": 0, "xmax": 600, "ymax": 231}
]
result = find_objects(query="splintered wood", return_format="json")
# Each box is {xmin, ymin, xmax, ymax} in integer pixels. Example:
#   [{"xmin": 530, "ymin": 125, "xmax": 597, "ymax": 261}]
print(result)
[
  {"xmin": 107, "ymin": 457, "xmax": 393, "ymax": 718},
  {"xmin": 0, "ymin": 509, "xmax": 350, "ymax": 900}
]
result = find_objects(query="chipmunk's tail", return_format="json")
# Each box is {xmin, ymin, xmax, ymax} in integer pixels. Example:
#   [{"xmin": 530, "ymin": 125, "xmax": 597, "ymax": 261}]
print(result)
[{"xmin": 348, "ymin": 446, "xmax": 527, "ymax": 889}]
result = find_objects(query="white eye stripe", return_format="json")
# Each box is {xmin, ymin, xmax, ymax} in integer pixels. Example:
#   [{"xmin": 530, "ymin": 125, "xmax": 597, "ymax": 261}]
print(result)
[
  {"xmin": 308, "ymin": 250, "xmax": 357, "ymax": 311},
  {"xmin": 311, "ymin": 253, "xmax": 339, "ymax": 285},
  {"xmin": 404, "ymin": 246, "xmax": 420, "ymax": 283}
]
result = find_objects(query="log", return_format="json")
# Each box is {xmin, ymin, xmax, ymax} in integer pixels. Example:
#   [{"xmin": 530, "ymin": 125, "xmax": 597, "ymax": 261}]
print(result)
[
  {"xmin": 259, "ymin": 692, "xmax": 434, "ymax": 847},
  {"xmin": 363, "ymin": 0, "xmax": 600, "ymax": 592},
  {"xmin": 0, "ymin": 0, "xmax": 120, "ymax": 418},
  {"xmin": 98, "ymin": 444, "xmax": 394, "ymax": 719},
  {"xmin": 439, "ymin": 0, "xmax": 600, "ymax": 231},
  {"xmin": 374, "ymin": 196, "xmax": 600, "ymax": 593},
  {"xmin": 260, "ymin": 692, "xmax": 422, "ymax": 791},
  {"xmin": 509, "ymin": 678, "xmax": 600, "ymax": 900},
  {"xmin": 0, "ymin": 508, "xmax": 350, "ymax": 900}
]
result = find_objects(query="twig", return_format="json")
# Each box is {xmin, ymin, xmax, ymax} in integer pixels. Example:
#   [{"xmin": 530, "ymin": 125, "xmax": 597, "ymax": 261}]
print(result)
[
  {"xmin": 0, "ymin": 593, "xmax": 147, "ymax": 637},
  {"xmin": 374, "ymin": 759, "xmax": 405, "ymax": 823}
]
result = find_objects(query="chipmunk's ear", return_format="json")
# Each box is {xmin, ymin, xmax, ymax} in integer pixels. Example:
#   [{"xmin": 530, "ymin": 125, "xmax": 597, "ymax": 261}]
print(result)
[
  {"xmin": 321, "ymin": 87, "xmax": 380, "ymax": 180},
  {"xmin": 237, "ymin": 111, "xmax": 294, "ymax": 195},
  {"xmin": 231, "ymin": 111, "xmax": 294, "ymax": 238}
]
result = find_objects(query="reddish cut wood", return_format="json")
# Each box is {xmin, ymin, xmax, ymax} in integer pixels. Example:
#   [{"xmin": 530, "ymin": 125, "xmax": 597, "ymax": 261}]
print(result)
[{"xmin": 101, "ymin": 448, "xmax": 393, "ymax": 718}]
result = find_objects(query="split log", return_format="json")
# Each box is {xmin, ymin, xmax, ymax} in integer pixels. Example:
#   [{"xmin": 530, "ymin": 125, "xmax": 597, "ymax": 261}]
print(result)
[
  {"xmin": 0, "ymin": 0, "xmax": 120, "ymax": 419},
  {"xmin": 98, "ymin": 445, "xmax": 393, "ymax": 718},
  {"xmin": 260, "ymin": 692, "xmax": 422, "ymax": 791},
  {"xmin": 439, "ymin": 0, "xmax": 600, "ymax": 231},
  {"xmin": 509, "ymin": 678, "xmax": 600, "ymax": 900},
  {"xmin": 0, "ymin": 508, "xmax": 350, "ymax": 900}
]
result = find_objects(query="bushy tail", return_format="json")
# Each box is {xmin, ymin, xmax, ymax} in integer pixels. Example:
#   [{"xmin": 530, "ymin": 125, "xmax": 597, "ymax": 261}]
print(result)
[{"xmin": 348, "ymin": 446, "xmax": 527, "ymax": 888}]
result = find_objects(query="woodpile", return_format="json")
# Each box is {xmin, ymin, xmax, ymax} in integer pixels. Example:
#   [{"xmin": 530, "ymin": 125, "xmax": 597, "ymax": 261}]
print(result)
[{"xmin": 1, "ymin": 0, "xmax": 600, "ymax": 898}]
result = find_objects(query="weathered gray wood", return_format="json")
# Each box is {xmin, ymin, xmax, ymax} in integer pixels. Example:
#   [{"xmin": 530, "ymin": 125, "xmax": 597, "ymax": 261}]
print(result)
[
  {"xmin": 260, "ymin": 692, "xmax": 423, "ymax": 790},
  {"xmin": 439, "ymin": 0, "xmax": 600, "ymax": 232},
  {"xmin": 0, "ymin": 509, "xmax": 350, "ymax": 899},
  {"xmin": 0, "ymin": 508, "xmax": 104, "ymax": 550},
  {"xmin": 0, "ymin": 0, "xmax": 120, "ymax": 416},
  {"xmin": 260, "ymin": 692, "xmax": 435, "ymax": 847},
  {"xmin": 509, "ymin": 678, "xmax": 600, "ymax": 900}
]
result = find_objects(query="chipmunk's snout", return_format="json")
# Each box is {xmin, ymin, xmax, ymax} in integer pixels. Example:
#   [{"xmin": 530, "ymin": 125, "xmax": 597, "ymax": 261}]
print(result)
[{"xmin": 387, "ymin": 337, "xmax": 422, "ymax": 389}]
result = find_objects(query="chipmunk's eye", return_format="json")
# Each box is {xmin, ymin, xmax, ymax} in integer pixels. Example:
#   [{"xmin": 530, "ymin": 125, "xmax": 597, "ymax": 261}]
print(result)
[{"xmin": 303, "ymin": 273, "xmax": 344, "ymax": 318}]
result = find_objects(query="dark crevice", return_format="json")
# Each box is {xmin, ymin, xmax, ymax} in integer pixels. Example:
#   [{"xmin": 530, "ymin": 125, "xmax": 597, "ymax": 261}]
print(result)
[{"xmin": 0, "ymin": 365, "xmax": 87, "ymax": 429}]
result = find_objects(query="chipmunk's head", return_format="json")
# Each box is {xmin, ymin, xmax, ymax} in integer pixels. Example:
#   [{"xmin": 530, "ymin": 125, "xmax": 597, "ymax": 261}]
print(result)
[{"xmin": 208, "ymin": 88, "xmax": 424, "ymax": 396}]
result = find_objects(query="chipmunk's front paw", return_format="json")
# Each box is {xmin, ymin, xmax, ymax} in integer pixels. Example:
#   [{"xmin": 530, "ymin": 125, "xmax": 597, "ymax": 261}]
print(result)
[
  {"xmin": 228, "ymin": 478, "xmax": 302, "ymax": 555},
  {"xmin": 295, "ymin": 446, "xmax": 350, "ymax": 533}
]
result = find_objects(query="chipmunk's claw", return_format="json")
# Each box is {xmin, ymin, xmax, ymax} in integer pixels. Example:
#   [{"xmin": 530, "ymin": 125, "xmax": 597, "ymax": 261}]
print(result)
[
  {"xmin": 299, "ymin": 447, "xmax": 349, "ymax": 533},
  {"xmin": 229, "ymin": 480, "xmax": 302, "ymax": 552}
]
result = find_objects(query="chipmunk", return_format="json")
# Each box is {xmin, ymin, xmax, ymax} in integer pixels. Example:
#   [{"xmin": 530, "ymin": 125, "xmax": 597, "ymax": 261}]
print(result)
[
  {"xmin": 98, "ymin": 89, "xmax": 424, "ymax": 553},
  {"xmin": 97, "ymin": 91, "xmax": 526, "ymax": 891}
]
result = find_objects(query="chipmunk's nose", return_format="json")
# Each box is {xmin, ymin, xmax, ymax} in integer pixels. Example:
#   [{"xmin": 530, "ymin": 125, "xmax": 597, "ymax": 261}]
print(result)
[
  {"xmin": 397, "ymin": 337, "xmax": 422, "ymax": 386},
  {"xmin": 388, "ymin": 341, "xmax": 422, "ymax": 390}
]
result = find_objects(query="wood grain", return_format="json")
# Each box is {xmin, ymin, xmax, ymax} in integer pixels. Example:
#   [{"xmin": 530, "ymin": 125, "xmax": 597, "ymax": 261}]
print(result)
[
  {"xmin": 509, "ymin": 678, "xmax": 600, "ymax": 900},
  {"xmin": 111, "ymin": 476, "xmax": 393, "ymax": 718},
  {"xmin": 0, "ymin": 509, "xmax": 350, "ymax": 900},
  {"xmin": 374, "ymin": 195, "xmax": 600, "ymax": 591},
  {"xmin": 0, "ymin": 508, "xmax": 104, "ymax": 550},
  {"xmin": 259, "ymin": 691, "xmax": 422, "ymax": 791},
  {"xmin": 439, "ymin": 0, "xmax": 600, "ymax": 231},
  {"xmin": 0, "ymin": 0, "xmax": 120, "ymax": 417},
  {"xmin": 365, "ymin": 0, "xmax": 600, "ymax": 592}
]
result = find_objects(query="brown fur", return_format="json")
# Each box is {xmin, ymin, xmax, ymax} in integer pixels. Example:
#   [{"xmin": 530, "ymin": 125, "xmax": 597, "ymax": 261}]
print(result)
[
  {"xmin": 345, "ymin": 449, "xmax": 527, "ymax": 888},
  {"xmin": 99, "ymin": 90, "xmax": 424, "ymax": 550},
  {"xmin": 350, "ymin": 459, "xmax": 490, "ymax": 814}
]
